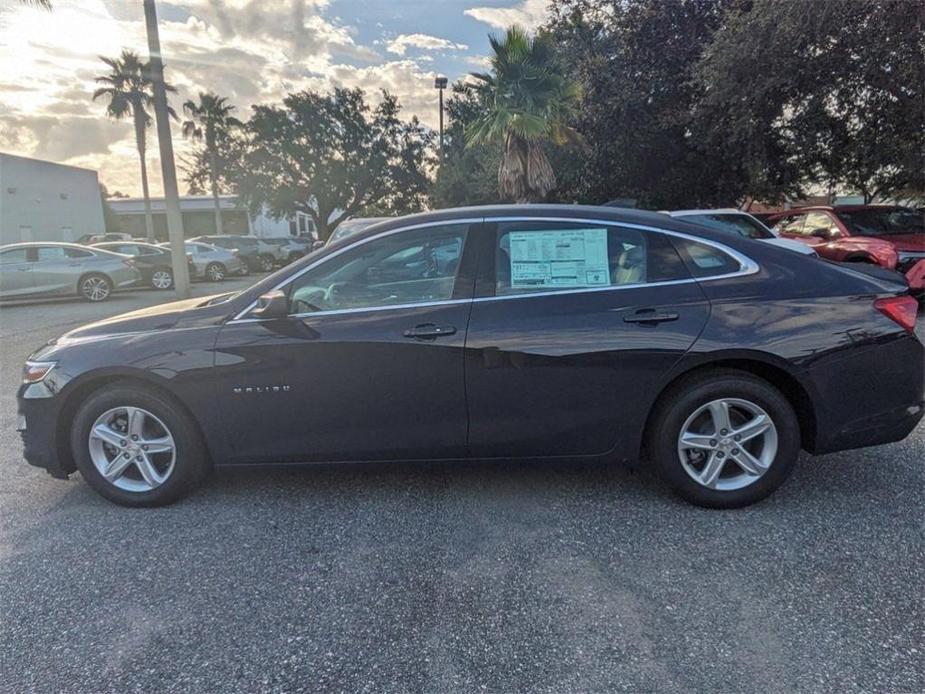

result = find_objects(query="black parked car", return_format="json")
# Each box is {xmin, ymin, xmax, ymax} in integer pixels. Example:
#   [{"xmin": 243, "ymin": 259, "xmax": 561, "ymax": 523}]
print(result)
[
  {"xmin": 18, "ymin": 205, "xmax": 924, "ymax": 508},
  {"xmin": 92, "ymin": 241, "xmax": 192, "ymax": 290}
]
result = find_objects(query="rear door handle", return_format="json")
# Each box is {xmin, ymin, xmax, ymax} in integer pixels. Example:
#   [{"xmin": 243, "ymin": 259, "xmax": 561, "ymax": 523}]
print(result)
[
  {"xmin": 623, "ymin": 308, "xmax": 679, "ymax": 324},
  {"xmin": 403, "ymin": 323, "xmax": 457, "ymax": 339}
]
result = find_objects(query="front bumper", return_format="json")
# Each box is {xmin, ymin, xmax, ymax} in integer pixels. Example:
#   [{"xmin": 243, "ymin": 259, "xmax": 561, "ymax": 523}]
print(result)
[
  {"xmin": 17, "ymin": 385, "xmax": 71, "ymax": 479},
  {"xmin": 113, "ymin": 267, "xmax": 142, "ymax": 290}
]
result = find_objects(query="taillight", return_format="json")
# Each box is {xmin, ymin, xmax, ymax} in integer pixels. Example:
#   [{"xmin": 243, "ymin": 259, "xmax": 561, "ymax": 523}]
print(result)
[{"xmin": 874, "ymin": 295, "xmax": 918, "ymax": 333}]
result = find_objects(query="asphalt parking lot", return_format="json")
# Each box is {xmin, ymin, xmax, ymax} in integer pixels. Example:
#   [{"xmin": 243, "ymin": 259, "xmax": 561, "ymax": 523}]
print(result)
[{"xmin": 0, "ymin": 282, "xmax": 922, "ymax": 693}]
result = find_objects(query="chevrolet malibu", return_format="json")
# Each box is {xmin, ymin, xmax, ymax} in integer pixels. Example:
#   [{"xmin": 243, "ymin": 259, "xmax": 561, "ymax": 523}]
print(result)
[{"xmin": 17, "ymin": 205, "xmax": 924, "ymax": 508}]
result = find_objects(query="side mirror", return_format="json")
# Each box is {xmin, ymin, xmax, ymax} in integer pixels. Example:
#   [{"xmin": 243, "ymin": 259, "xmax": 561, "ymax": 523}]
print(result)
[
  {"xmin": 311, "ymin": 240, "xmax": 325, "ymax": 251},
  {"xmin": 250, "ymin": 290, "xmax": 289, "ymax": 320}
]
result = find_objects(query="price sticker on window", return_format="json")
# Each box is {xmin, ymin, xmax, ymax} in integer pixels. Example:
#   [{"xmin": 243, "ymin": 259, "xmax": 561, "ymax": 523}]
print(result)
[{"xmin": 508, "ymin": 228, "xmax": 610, "ymax": 289}]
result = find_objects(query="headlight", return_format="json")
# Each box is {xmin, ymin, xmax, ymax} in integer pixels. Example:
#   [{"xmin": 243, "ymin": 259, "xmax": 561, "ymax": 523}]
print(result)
[{"xmin": 22, "ymin": 361, "xmax": 56, "ymax": 384}]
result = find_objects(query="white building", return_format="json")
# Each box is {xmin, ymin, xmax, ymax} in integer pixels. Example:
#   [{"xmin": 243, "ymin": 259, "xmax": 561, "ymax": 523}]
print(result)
[
  {"xmin": 109, "ymin": 195, "xmax": 320, "ymax": 240},
  {"xmin": 0, "ymin": 153, "xmax": 106, "ymax": 245}
]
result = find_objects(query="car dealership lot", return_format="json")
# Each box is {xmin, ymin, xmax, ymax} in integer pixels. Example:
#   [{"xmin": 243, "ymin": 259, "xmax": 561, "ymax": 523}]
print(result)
[{"xmin": 0, "ymin": 289, "xmax": 922, "ymax": 692}]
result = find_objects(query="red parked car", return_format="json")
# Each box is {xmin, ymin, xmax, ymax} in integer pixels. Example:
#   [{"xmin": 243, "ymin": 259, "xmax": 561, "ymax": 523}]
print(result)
[{"xmin": 767, "ymin": 205, "xmax": 925, "ymax": 272}]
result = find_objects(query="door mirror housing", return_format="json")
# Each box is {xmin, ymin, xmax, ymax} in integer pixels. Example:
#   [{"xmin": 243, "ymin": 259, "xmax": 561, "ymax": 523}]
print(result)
[{"xmin": 251, "ymin": 290, "xmax": 289, "ymax": 320}]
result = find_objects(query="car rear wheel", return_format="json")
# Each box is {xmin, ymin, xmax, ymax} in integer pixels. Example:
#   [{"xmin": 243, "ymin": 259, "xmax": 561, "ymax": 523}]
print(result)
[
  {"xmin": 151, "ymin": 267, "xmax": 174, "ymax": 289},
  {"xmin": 70, "ymin": 385, "xmax": 208, "ymax": 507},
  {"xmin": 259, "ymin": 254, "xmax": 275, "ymax": 272},
  {"xmin": 647, "ymin": 369, "xmax": 800, "ymax": 508},
  {"xmin": 205, "ymin": 262, "xmax": 226, "ymax": 282},
  {"xmin": 79, "ymin": 273, "xmax": 112, "ymax": 302}
]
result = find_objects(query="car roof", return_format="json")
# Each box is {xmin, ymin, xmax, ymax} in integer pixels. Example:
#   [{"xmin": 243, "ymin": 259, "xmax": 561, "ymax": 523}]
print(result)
[
  {"xmin": 1, "ymin": 241, "xmax": 102, "ymax": 249},
  {"xmin": 666, "ymin": 209, "xmax": 746, "ymax": 217},
  {"xmin": 329, "ymin": 204, "xmax": 760, "ymax": 250}
]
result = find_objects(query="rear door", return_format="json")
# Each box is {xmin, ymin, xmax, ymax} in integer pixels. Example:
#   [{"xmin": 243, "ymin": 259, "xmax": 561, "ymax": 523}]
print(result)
[
  {"xmin": 31, "ymin": 246, "xmax": 84, "ymax": 295},
  {"xmin": 463, "ymin": 218, "xmax": 714, "ymax": 459}
]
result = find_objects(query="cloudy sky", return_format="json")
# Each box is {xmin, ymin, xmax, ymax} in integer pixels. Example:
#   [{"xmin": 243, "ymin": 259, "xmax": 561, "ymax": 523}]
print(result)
[{"xmin": 0, "ymin": 0, "xmax": 548, "ymax": 196}]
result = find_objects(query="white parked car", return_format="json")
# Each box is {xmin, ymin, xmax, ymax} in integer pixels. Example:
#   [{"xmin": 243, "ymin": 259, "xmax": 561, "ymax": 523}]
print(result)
[
  {"xmin": 160, "ymin": 241, "xmax": 247, "ymax": 282},
  {"xmin": 664, "ymin": 209, "xmax": 817, "ymax": 256}
]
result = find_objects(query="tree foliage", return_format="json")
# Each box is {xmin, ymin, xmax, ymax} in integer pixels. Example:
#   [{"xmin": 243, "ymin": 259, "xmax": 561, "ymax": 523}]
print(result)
[
  {"xmin": 234, "ymin": 88, "xmax": 433, "ymax": 240},
  {"xmin": 694, "ymin": 0, "xmax": 925, "ymax": 204},
  {"xmin": 466, "ymin": 25, "xmax": 580, "ymax": 202}
]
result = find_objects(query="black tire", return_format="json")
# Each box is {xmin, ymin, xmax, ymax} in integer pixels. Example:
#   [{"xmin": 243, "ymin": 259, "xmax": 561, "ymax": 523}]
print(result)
[
  {"xmin": 79, "ymin": 273, "xmax": 112, "ymax": 302},
  {"xmin": 150, "ymin": 267, "xmax": 174, "ymax": 290},
  {"xmin": 647, "ymin": 369, "xmax": 800, "ymax": 509},
  {"xmin": 259, "ymin": 254, "xmax": 275, "ymax": 272},
  {"xmin": 70, "ymin": 384, "xmax": 208, "ymax": 507},
  {"xmin": 205, "ymin": 262, "xmax": 226, "ymax": 282}
]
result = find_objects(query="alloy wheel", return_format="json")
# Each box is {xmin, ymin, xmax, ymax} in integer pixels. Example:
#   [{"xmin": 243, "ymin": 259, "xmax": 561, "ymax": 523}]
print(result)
[
  {"xmin": 206, "ymin": 263, "xmax": 225, "ymax": 281},
  {"xmin": 260, "ymin": 256, "xmax": 274, "ymax": 272},
  {"xmin": 82, "ymin": 276, "xmax": 110, "ymax": 301},
  {"xmin": 88, "ymin": 406, "xmax": 177, "ymax": 492},
  {"xmin": 151, "ymin": 269, "xmax": 173, "ymax": 289},
  {"xmin": 677, "ymin": 397, "xmax": 778, "ymax": 491}
]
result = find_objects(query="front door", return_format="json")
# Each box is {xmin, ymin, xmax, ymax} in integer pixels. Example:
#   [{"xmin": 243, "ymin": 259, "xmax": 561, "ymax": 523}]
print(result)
[
  {"xmin": 464, "ymin": 219, "xmax": 713, "ymax": 459},
  {"xmin": 0, "ymin": 247, "xmax": 35, "ymax": 297},
  {"xmin": 214, "ymin": 222, "xmax": 476, "ymax": 463}
]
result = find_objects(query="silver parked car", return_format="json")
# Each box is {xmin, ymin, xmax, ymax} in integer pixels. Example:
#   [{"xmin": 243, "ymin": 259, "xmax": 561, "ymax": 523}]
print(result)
[
  {"xmin": 161, "ymin": 241, "xmax": 247, "ymax": 282},
  {"xmin": 0, "ymin": 242, "xmax": 140, "ymax": 302}
]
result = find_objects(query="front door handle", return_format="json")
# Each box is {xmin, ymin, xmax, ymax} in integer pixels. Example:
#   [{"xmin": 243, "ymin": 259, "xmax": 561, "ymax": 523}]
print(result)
[
  {"xmin": 403, "ymin": 323, "xmax": 457, "ymax": 339},
  {"xmin": 623, "ymin": 308, "xmax": 679, "ymax": 324}
]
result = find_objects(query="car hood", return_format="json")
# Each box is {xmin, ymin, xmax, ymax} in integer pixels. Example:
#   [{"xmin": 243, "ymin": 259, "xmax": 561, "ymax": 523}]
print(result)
[
  {"xmin": 876, "ymin": 233, "xmax": 925, "ymax": 252},
  {"xmin": 57, "ymin": 294, "xmax": 230, "ymax": 343}
]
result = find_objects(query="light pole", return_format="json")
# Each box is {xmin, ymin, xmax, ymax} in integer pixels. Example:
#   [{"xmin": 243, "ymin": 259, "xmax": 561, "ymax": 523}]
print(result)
[
  {"xmin": 434, "ymin": 76, "xmax": 447, "ymax": 162},
  {"xmin": 142, "ymin": 0, "xmax": 191, "ymax": 299}
]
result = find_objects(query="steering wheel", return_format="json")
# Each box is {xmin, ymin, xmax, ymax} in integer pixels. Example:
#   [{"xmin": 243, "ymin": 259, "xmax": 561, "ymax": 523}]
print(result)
[{"xmin": 323, "ymin": 281, "xmax": 368, "ymax": 307}]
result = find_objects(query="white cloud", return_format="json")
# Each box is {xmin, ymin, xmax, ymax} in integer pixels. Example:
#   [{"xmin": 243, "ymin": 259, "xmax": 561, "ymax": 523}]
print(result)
[
  {"xmin": 0, "ymin": 0, "xmax": 457, "ymax": 195},
  {"xmin": 464, "ymin": 0, "xmax": 549, "ymax": 30},
  {"xmin": 386, "ymin": 33, "xmax": 468, "ymax": 57}
]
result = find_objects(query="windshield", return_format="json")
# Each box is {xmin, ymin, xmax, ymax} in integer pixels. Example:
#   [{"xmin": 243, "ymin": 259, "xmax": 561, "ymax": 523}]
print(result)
[
  {"xmin": 682, "ymin": 213, "xmax": 774, "ymax": 240},
  {"xmin": 835, "ymin": 208, "xmax": 924, "ymax": 236}
]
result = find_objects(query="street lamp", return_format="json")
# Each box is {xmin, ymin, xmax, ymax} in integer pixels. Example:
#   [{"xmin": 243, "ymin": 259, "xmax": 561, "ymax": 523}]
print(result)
[{"xmin": 434, "ymin": 76, "xmax": 447, "ymax": 161}]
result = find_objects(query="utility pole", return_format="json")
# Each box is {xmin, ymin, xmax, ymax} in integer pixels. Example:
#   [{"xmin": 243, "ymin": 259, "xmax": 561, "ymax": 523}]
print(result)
[
  {"xmin": 434, "ymin": 76, "xmax": 447, "ymax": 162},
  {"xmin": 143, "ymin": 0, "xmax": 191, "ymax": 299}
]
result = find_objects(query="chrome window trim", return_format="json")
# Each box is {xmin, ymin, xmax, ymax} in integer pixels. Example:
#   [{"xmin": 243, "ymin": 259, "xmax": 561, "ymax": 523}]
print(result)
[{"xmin": 229, "ymin": 214, "xmax": 759, "ymax": 323}]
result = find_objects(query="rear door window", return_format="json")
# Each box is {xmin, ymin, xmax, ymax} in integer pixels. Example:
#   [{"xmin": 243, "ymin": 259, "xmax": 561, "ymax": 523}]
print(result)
[
  {"xmin": 671, "ymin": 238, "xmax": 743, "ymax": 278},
  {"xmin": 492, "ymin": 221, "xmax": 690, "ymax": 296}
]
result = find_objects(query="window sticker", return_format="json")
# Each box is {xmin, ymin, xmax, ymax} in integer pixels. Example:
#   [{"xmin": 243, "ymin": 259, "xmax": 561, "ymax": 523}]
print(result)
[{"xmin": 508, "ymin": 228, "xmax": 611, "ymax": 289}]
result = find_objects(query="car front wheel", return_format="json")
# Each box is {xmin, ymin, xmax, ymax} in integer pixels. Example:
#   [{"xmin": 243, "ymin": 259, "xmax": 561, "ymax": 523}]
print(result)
[
  {"xmin": 205, "ymin": 262, "xmax": 226, "ymax": 282},
  {"xmin": 647, "ymin": 369, "xmax": 800, "ymax": 508},
  {"xmin": 259, "ymin": 254, "xmax": 275, "ymax": 272},
  {"xmin": 79, "ymin": 273, "xmax": 112, "ymax": 302},
  {"xmin": 70, "ymin": 384, "xmax": 208, "ymax": 506}
]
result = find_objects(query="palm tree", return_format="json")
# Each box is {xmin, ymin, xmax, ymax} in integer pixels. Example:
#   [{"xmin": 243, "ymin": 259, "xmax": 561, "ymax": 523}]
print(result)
[
  {"xmin": 182, "ymin": 93, "xmax": 242, "ymax": 235},
  {"xmin": 93, "ymin": 50, "xmax": 175, "ymax": 242},
  {"xmin": 467, "ymin": 26, "xmax": 580, "ymax": 203}
]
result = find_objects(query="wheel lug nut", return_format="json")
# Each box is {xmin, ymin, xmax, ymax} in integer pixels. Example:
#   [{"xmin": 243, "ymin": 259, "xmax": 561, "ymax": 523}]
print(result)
[
  {"xmin": 717, "ymin": 451, "xmax": 725, "ymax": 458},
  {"xmin": 734, "ymin": 434, "xmax": 741, "ymax": 441},
  {"xmin": 732, "ymin": 448, "xmax": 740, "ymax": 455},
  {"xmin": 142, "ymin": 445, "xmax": 148, "ymax": 451},
  {"xmin": 720, "ymin": 429, "xmax": 728, "ymax": 435},
  {"xmin": 123, "ymin": 452, "xmax": 130, "ymax": 458},
  {"xmin": 120, "ymin": 440, "xmax": 126, "ymax": 446},
  {"xmin": 131, "ymin": 435, "xmax": 139, "ymax": 441},
  {"xmin": 709, "ymin": 439, "xmax": 717, "ymax": 447}
]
